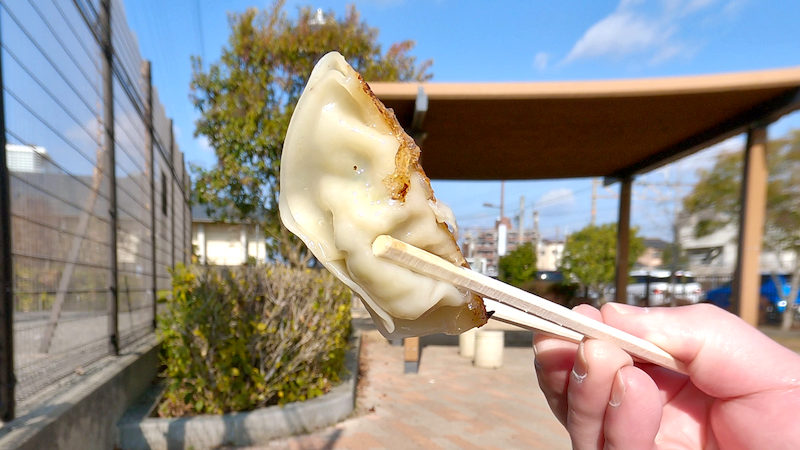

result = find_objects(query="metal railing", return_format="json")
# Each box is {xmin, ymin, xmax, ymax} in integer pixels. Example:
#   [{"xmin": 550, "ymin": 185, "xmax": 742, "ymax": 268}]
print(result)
[{"xmin": 0, "ymin": 0, "xmax": 191, "ymax": 420}]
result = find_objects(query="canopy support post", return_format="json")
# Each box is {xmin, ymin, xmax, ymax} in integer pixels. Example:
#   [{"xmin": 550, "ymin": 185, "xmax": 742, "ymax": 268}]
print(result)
[
  {"xmin": 733, "ymin": 125, "xmax": 768, "ymax": 326},
  {"xmin": 614, "ymin": 177, "xmax": 633, "ymax": 303}
]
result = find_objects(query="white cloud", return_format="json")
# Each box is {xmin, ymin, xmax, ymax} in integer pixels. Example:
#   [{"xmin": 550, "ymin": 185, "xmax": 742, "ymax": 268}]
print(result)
[
  {"xmin": 196, "ymin": 135, "xmax": 212, "ymax": 153},
  {"xmin": 362, "ymin": 0, "xmax": 407, "ymax": 7},
  {"xmin": 722, "ymin": 0, "xmax": 748, "ymax": 16},
  {"xmin": 649, "ymin": 42, "xmax": 682, "ymax": 65},
  {"xmin": 686, "ymin": 0, "xmax": 717, "ymax": 13},
  {"xmin": 533, "ymin": 52, "xmax": 549, "ymax": 71},
  {"xmin": 537, "ymin": 188, "xmax": 575, "ymax": 212},
  {"xmin": 565, "ymin": 11, "xmax": 666, "ymax": 62},
  {"xmin": 562, "ymin": 0, "xmax": 724, "ymax": 65}
]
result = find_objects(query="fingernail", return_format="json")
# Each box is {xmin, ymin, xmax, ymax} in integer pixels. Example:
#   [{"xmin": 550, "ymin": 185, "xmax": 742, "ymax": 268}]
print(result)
[
  {"xmin": 609, "ymin": 370, "xmax": 625, "ymax": 408},
  {"xmin": 571, "ymin": 341, "xmax": 588, "ymax": 383},
  {"xmin": 532, "ymin": 342, "xmax": 543, "ymax": 371}
]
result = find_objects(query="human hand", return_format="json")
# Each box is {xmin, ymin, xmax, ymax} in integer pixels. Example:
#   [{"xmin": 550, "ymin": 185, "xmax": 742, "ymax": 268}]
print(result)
[{"xmin": 533, "ymin": 302, "xmax": 800, "ymax": 449}]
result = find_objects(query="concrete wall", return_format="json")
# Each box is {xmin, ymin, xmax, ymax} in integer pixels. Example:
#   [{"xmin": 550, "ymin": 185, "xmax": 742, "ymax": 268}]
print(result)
[{"xmin": 0, "ymin": 337, "xmax": 159, "ymax": 450}]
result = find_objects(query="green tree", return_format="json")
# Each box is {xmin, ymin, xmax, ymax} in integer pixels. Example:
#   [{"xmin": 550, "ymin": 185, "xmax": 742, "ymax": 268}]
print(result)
[
  {"xmin": 683, "ymin": 129, "xmax": 800, "ymax": 330},
  {"xmin": 190, "ymin": 1, "xmax": 432, "ymax": 266},
  {"xmin": 559, "ymin": 223, "xmax": 645, "ymax": 303},
  {"xmin": 498, "ymin": 242, "xmax": 538, "ymax": 288}
]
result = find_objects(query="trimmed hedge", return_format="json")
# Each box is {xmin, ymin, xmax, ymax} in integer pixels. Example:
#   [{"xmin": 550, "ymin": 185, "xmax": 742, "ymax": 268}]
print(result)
[{"xmin": 157, "ymin": 264, "xmax": 352, "ymax": 417}]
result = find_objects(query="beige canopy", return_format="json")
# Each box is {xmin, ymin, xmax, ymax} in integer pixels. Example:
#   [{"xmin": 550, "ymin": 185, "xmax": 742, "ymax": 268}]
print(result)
[
  {"xmin": 370, "ymin": 67, "xmax": 800, "ymax": 326},
  {"xmin": 370, "ymin": 66, "xmax": 800, "ymax": 180}
]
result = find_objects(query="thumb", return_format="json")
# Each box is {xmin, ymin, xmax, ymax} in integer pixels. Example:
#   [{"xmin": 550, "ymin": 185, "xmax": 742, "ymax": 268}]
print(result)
[{"xmin": 600, "ymin": 302, "xmax": 800, "ymax": 398}]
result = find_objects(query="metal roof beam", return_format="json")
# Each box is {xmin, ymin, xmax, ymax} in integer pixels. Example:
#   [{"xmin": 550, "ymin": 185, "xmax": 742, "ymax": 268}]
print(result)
[{"xmin": 410, "ymin": 86, "xmax": 428, "ymax": 145}]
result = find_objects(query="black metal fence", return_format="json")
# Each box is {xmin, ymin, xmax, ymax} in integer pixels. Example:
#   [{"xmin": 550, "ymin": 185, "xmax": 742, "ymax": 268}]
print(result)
[{"xmin": 0, "ymin": 0, "xmax": 191, "ymax": 421}]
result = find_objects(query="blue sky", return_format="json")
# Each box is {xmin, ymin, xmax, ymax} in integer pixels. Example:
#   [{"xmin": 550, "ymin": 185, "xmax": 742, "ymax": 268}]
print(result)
[{"xmin": 123, "ymin": 0, "xmax": 800, "ymax": 241}]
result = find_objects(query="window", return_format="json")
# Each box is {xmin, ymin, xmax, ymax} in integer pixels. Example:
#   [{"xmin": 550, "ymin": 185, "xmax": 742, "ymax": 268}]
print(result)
[{"xmin": 161, "ymin": 171, "xmax": 168, "ymax": 216}]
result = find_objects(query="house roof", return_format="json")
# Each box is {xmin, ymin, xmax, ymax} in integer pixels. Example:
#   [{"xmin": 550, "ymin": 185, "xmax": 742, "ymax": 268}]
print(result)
[
  {"xmin": 368, "ymin": 66, "xmax": 800, "ymax": 181},
  {"xmin": 643, "ymin": 238, "xmax": 669, "ymax": 249}
]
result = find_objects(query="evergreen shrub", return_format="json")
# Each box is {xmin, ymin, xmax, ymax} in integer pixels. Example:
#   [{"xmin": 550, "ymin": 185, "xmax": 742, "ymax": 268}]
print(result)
[{"xmin": 157, "ymin": 264, "xmax": 351, "ymax": 416}]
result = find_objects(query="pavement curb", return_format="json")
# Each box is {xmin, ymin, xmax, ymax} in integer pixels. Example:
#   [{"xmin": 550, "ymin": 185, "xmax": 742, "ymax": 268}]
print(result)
[{"xmin": 117, "ymin": 332, "xmax": 361, "ymax": 450}]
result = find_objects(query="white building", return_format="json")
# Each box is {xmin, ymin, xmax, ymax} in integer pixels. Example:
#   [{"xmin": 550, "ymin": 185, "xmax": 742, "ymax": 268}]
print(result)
[
  {"xmin": 537, "ymin": 239, "xmax": 565, "ymax": 271},
  {"xmin": 191, "ymin": 206, "xmax": 267, "ymax": 265},
  {"xmin": 462, "ymin": 224, "xmax": 564, "ymax": 275},
  {"xmin": 679, "ymin": 215, "xmax": 797, "ymax": 278},
  {"xmin": 6, "ymin": 144, "xmax": 47, "ymax": 173}
]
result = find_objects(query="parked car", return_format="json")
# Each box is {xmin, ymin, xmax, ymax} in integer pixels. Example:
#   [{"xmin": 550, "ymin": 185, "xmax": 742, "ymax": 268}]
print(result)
[
  {"xmin": 627, "ymin": 269, "xmax": 704, "ymax": 306},
  {"xmin": 704, "ymin": 273, "xmax": 800, "ymax": 323}
]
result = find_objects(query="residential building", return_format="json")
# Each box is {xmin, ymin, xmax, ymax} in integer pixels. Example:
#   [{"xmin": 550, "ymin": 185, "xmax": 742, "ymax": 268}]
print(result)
[
  {"xmin": 637, "ymin": 238, "xmax": 668, "ymax": 269},
  {"xmin": 192, "ymin": 205, "xmax": 267, "ymax": 265},
  {"xmin": 462, "ymin": 223, "xmax": 564, "ymax": 276},
  {"xmin": 679, "ymin": 216, "xmax": 797, "ymax": 279},
  {"xmin": 6, "ymin": 144, "xmax": 47, "ymax": 173},
  {"xmin": 537, "ymin": 239, "xmax": 565, "ymax": 271}
]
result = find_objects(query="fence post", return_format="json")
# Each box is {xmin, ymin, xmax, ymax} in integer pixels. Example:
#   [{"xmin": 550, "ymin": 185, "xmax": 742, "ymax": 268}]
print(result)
[
  {"xmin": 169, "ymin": 120, "xmax": 175, "ymax": 268},
  {"xmin": 0, "ymin": 9, "xmax": 16, "ymax": 421},
  {"xmin": 143, "ymin": 61, "xmax": 157, "ymax": 330},
  {"xmin": 100, "ymin": 0, "xmax": 119, "ymax": 355},
  {"xmin": 181, "ymin": 153, "xmax": 188, "ymax": 265}
]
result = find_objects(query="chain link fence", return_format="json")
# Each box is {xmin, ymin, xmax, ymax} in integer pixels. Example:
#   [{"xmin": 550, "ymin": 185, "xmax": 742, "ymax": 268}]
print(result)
[{"xmin": 0, "ymin": 0, "xmax": 191, "ymax": 420}]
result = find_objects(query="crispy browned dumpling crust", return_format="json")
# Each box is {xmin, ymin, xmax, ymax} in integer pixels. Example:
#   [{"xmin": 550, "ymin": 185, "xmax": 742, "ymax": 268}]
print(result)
[{"xmin": 357, "ymin": 74, "xmax": 489, "ymax": 328}]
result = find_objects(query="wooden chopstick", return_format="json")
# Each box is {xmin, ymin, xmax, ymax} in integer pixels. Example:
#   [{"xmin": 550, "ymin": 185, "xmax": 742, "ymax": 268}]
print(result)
[
  {"xmin": 484, "ymin": 298, "xmax": 583, "ymax": 343},
  {"xmin": 372, "ymin": 235, "xmax": 688, "ymax": 374}
]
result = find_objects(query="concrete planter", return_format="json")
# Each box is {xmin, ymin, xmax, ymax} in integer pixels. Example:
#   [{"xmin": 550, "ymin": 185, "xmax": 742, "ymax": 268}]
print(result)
[{"xmin": 117, "ymin": 333, "xmax": 361, "ymax": 450}]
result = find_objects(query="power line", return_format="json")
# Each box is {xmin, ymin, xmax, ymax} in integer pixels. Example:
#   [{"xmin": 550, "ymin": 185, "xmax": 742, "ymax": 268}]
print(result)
[{"xmin": 193, "ymin": 0, "xmax": 206, "ymax": 64}]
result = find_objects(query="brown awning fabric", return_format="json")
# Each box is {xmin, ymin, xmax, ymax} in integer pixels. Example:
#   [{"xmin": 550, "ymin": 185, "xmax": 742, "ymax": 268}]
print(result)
[{"xmin": 368, "ymin": 67, "xmax": 800, "ymax": 180}]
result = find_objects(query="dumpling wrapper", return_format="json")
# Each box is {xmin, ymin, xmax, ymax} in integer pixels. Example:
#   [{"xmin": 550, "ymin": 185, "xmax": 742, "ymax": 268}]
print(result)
[{"xmin": 279, "ymin": 51, "xmax": 488, "ymax": 338}]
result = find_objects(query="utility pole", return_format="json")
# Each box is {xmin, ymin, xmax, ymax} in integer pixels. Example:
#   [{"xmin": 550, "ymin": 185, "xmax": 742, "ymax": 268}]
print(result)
[
  {"xmin": 517, "ymin": 196, "xmax": 525, "ymax": 244},
  {"xmin": 499, "ymin": 180, "xmax": 505, "ymax": 221},
  {"xmin": 591, "ymin": 177, "xmax": 617, "ymax": 226},
  {"xmin": 591, "ymin": 178, "xmax": 598, "ymax": 225},
  {"xmin": 637, "ymin": 175, "xmax": 692, "ymax": 307}
]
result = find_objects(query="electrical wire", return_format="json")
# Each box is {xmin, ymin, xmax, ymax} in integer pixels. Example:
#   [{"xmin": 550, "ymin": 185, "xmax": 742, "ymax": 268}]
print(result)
[
  {"xmin": 4, "ymin": 87, "xmax": 108, "ymax": 181},
  {"xmin": 24, "ymin": 0, "xmax": 103, "ymax": 100},
  {"xmin": 2, "ymin": 1, "xmax": 103, "ymax": 106},
  {"xmin": 2, "ymin": 43, "xmax": 101, "ymax": 145}
]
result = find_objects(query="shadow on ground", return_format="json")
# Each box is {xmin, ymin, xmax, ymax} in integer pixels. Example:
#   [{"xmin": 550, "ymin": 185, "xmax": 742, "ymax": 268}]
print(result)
[{"xmin": 420, "ymin": 329, "xmax": 533, "ymax": 348}]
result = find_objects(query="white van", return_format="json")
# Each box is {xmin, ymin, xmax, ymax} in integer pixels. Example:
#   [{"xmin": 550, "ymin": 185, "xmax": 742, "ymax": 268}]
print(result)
[{"xmin": 627, "ymin": 270, "xmax": 703, "ymax": 306}]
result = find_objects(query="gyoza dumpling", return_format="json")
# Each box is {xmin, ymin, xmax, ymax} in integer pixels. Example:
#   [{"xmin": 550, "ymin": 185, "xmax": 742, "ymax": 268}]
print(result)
[{"xmin": 279, "ymin": 51, "xmax": 488, "ymax": 338}]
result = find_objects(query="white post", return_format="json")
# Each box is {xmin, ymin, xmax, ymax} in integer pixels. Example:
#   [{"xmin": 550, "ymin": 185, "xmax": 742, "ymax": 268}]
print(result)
[
  {"xmin": 197, "ymin": 223, "xmax": 206, "ymax": 264},
  {"xmin": 497, "ymin": 223, "xmax": 507, "ymax": 257},
  {"xmin": 240, "ymin": 225, "xmax": 248, "ymax": 264}
]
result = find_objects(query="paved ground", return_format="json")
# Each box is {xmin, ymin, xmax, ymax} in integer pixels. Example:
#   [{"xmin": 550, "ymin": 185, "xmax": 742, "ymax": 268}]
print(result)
[
  {"xmin": 760, "ymin": 325, "xmax": 800, "ymax": 352},
  {"xmin": 249, "ymin": 323, "xmax": 570, "ymax": 450},
  {"xmin": 233, "ymin": 310, "xmax": 800, "ymax": 450}
]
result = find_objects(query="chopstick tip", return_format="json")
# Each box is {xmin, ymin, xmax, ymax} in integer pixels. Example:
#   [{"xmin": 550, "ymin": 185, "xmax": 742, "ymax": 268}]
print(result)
[{"xmin": 372, "ymin": 234, "xmax": 395, "ymax": 257}]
